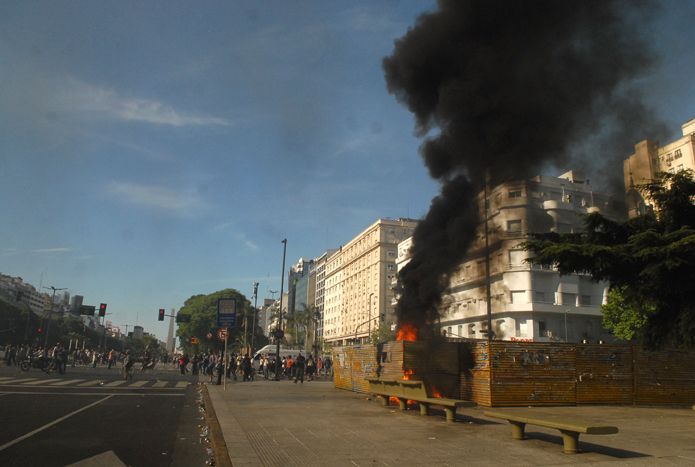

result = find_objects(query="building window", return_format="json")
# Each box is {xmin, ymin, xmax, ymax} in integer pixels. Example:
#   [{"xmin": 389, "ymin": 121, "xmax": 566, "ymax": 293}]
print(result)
[
  {"xmin": 674, "ymin": 149, "xmax": 682, "ymax": 159},
  {"xmin": 534, "ymin": 291, "xmax": 547, "ymax": 303},
  {"xmin": 516, "ymin": 319, "xmax": 528, "ymax": 338},
  {"xmin": 580, "ymin": 295, "xmax": 591, "ymax": 306},
  {"xmin": 561, "ymin": 293, "xmax": 577, "ymax": 306},
  {"xmin": 508, "ymin": 250, "xmax": 525, "ymax": 267},
  {"xmin": 509, "ymin": 190, "xmax": 522, "ymax": 198},
  {"xmin": 511, "ymin": 291, "xmax": 526, "ymax": 304},
  {"xmin": 538, "ymin": 321, "xmax": 548, "ymax": 337},
  {"xmin": 677, "ymin": 164, "xmax": 684, "ymax": 172},
  {"xmin": 468, "ymin": 323, "xmax": 476, "ymax": 337},
  {"xmin": 507, "ymin": 220, "xmax": 522, "ymax": 233},
  {"xmin": 458, "ymin": 324, "xmax": 462, "ymax": 337}
]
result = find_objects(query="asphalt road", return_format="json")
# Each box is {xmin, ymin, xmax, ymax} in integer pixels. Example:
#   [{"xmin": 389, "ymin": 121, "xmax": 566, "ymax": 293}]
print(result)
[{"xmin": 0, "ymin": 363, "xmax": 207, "ymax": 467}]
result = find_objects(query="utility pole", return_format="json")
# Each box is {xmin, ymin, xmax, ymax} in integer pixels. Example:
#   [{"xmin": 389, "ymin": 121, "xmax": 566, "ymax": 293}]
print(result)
[
  {"xmin": 275, "ymin": 239, "xmax": 287, "ymax": 381},
  {"xmin": 43, "ymin": 285, "xmax": 67, "ymax": 348}
]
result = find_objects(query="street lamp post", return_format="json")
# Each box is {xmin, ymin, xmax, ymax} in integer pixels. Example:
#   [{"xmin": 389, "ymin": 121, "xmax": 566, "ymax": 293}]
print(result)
[
  {"xmin": 275, "ymin": 239, "xmax": 287, "ymax": 381},
  {"xmin": 43, "ymin": 286, "xmax": 67, "ymax": 348},
  {"xmin": 250, "ymin": 281, "xmax": 259, "ymax": 355},
  {"xmin": 564, "ymin": 309, "xmax": 569, "ymax": 343}
]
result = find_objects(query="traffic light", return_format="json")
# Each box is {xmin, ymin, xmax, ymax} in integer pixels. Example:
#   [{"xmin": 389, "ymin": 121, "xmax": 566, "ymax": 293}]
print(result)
[
  {"xmin": 99, "ymin": 303, "xmax": 107, "ymax": 317},
  {"xmin": 158, "ymin": 308, "xmax": 165, "ymax": 321}
]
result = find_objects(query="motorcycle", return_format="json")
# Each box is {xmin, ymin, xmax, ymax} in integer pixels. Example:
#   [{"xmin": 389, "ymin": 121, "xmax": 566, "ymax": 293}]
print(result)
[
  {"xmin": 140, "ymin": 357, "xmax": 156, "ymax": 371},
  {"xmin": 20, "ymin": 354, "xmax": 55, "ymax": 373}
]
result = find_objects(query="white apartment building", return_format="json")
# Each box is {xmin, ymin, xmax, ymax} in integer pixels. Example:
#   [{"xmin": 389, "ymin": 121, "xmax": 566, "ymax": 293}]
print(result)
[
  {"xmin": 323, "ymin": 218, "xmax": 417, "ymax": 346},
  {"xmin": 624, "ymin": 116, "xmax": 695, "ymax": 217},
  {"xmin": 312, "ymin": 250, "xmax": 335, "ymax": 342},
  {"xmin": 401, "ymin": 171, "xmax": 620, "ymax": 343},
  {"xmin": 0, "ymin": 273, "xmax": 50, "ymax": 314}
]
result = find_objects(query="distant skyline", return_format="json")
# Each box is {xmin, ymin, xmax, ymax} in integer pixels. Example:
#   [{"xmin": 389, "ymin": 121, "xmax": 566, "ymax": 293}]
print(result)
[{"xmin": 2, "ymin": 1, "xmax": 695, "ymax": 341}]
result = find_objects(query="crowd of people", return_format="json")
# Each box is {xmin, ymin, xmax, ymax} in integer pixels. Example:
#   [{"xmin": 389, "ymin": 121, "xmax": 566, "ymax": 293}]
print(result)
[
  {"xmin": 2, "ymin": 343, "xmax": 160, "ymax": 374},
  {"xmin": 173, "ymin": 351, "xmax": 333, "ymax": 385}
]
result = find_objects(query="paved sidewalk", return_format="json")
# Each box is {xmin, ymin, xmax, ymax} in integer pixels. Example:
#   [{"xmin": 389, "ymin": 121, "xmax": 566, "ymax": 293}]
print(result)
[{"xmin": 205, "ymin": 379, "xmax": 695, "ymax": 466}]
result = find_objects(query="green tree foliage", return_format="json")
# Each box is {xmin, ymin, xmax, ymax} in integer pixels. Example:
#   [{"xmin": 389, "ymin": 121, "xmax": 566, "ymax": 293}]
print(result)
[
  {"xmin": 523, "ymin": 171, "xmax": 695, "ymax": 349},
  {"xmin": 176, "ymin": 288, "xmax": 257, "ymax": 355},
  {"xmin": 370, "ymin": 322, "xmax": 396, "ymax": 344}
]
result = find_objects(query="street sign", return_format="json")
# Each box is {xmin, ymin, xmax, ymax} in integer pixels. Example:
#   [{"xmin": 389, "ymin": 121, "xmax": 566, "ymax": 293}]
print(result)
[
  {"xmin": 190, "ymin": 337, "xmax": 199, "ymax": 345},
  {"xmin": 79, "ymin": 305, "xmax": 96, "ymax": 316},
  {"xmin": 217, "ymin": 328, "xmax": 227, "ymax": 341},
  {"xmin": 216, "ymin": 298, "xmax": 237, "ymax": 327}
]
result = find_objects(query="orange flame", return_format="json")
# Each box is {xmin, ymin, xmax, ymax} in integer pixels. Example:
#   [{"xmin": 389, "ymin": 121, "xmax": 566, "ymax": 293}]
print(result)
[
  {"xmin": 403, "ymin": 368, "xmax": 415, "ymax": 381},
  {"xmin": 396, "ymin": 323, "xmax": 418, "ymax": 342},
  {"xmin": 431, "ymin": 387, "xmax": 443, "ymax": 398},
  {"xmin": 389, "ymin": 396, "xmax": 399, "ymax": 405}
]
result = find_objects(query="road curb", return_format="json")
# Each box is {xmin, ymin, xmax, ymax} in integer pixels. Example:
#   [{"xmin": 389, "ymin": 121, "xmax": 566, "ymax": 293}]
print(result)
[{"xmin": 201, "ymin": 384, "xmax": 233, "ymax": 467}]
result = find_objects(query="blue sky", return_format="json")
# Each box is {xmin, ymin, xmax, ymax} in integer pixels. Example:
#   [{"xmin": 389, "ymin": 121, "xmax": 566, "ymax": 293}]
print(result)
[{"xmin": 2, "ymin": 1, "xmax": 695, "ymax": 341}]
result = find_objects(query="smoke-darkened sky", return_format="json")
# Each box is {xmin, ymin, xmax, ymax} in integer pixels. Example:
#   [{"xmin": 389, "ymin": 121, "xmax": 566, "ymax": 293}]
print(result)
[{"xmin": 385, "ymin": 0, "xmax": 673, "ymax": 330}]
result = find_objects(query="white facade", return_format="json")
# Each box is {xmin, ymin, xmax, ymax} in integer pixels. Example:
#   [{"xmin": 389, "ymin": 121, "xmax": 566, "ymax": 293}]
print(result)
[
  {"xmin": 323, "ymin": 218, "xmax": 417, "ymax": 345},
  {"xmin": 409, "ymin": 172, "xmax": 619, "ymax": 343}
]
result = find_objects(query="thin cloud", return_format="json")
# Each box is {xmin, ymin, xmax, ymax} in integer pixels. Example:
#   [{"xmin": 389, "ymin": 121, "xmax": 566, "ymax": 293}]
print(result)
[
  {"xmin": 237, "ymin": 234, "xmax": 260, "ymax": 252},
  {"xmin": 60, "ymin": 78, "xmax": 232, "ymax": 127},
  {"xmin": 32, "ymin": 247, "xmax": 72, "ymax": 253},
  {"xmin": 213, "ymin": 223, "xmax": 259, "ymax": 252},
  {"xmin": 107, "ymin": 181, "xmax": 209, "ymax": 216}
]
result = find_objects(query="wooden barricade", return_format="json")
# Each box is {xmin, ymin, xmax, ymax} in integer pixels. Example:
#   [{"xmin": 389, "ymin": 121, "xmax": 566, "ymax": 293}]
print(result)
[
  {"xmin": 335, "ymin": 339, "xmax": 695, "ymax": 407},
  {"xmin": 575, "ymin": 344, "xmax": 633, "ymax": 405}
]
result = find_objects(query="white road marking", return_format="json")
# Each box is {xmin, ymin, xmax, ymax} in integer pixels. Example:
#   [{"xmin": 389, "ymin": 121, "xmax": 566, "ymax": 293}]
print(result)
[
  {"xmin": 50, "ymin": 379, "xmax": 85, "ymax": 386},
  {"xmin": 66, "ymin": 450, "xmax": 127, "ymax": 467},
  {"xmin": 23, "ymin": 378, "xmax": 61, "ymax": 385},
  {"xmin": 152, "ymin": 381, "xmax": 168, "ymax": 388},
  {"xmin": 0, "ymin": 391, "xmax": 185, "ymax": 397},
  {"xmin": 0, "ymin": 378, "xmax": 39, "ymax": 384},
  {"xmin": 103, "ymin": 380, "xmax": 127, "ymax": 387},
  {"xmin": 175, "ymin": 381, "xmax": 189, "ymax": 388},
  {"xmin": 128, "ymin": 380, "xmax": 148, "ymax": 387},
  {"xmin": 77, "ymin": 380, "xmax": 102, "ymax": 386},
  {"xmin": 0, "ymin": 395, "xmax": 114, "ymax": 452}
]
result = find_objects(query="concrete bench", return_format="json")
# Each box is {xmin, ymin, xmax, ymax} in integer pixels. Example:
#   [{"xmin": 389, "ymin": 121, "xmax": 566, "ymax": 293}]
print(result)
[
  {"xmin": 366, "ymin": 378, "xmax": 474, "ymax": 422},
  {"xmin": 484, "ymin": 409, "xmax": 619, "ymax": 454}
]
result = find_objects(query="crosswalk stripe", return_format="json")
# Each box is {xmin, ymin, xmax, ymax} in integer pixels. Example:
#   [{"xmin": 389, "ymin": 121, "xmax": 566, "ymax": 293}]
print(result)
[
  {"xmin": 77, "ymin": 380, "xmax": 102, "ymax": 387},
  {"xmin": 103, "ymin": 380, "xmax": 126, "ymax": 387},
  {"xmin": 152, "ymin": 381, "xmax": 168, "ymax": 388},
  {"xmin": 128, "ymin": 380, "xmax": 148, "ymax": 387},
  {"xmin": 175, "ymin": 381, "xmax": 189, "ymax": 388},
  {"xmin": 50, "ymin": 379, "xmax": 85, "ymax": 386},
  {"xmin": 1, "ymin": 378, "xmax": 39, "ymax": 384},
  {"xmin": 24, "ymin": 379, "xmax": 61, "ymax": 385}
]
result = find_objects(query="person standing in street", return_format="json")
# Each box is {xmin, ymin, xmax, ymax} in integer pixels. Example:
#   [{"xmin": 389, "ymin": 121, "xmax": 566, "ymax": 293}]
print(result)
[{"xmin": 294, "ymin": 352, "xmax": 306, "ymax": 384}]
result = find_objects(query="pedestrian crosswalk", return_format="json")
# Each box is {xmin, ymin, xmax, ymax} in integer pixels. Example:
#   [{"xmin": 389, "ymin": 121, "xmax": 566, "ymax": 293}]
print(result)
[{"xmin": 0, "ymin": 377, "xmax": 192, "ymax": 389}]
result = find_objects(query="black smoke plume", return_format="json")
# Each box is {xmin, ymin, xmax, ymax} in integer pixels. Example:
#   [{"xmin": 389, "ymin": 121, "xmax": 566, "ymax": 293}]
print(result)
[{"xmin": 384, "ymin": 0, "xmax": 659, "ymax": 334}]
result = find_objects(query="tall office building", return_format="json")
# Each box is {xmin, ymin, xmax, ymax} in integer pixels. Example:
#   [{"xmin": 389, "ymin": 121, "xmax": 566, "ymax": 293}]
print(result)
[{"xmin": 323, "ymin": 218, "xmax": 417, "ymax": 345}]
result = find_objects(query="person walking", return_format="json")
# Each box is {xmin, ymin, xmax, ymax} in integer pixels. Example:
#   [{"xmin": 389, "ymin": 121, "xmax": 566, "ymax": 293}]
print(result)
[{"xmin": 123, "ymin": 350, "xmax": 134, "ymax": 381}]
